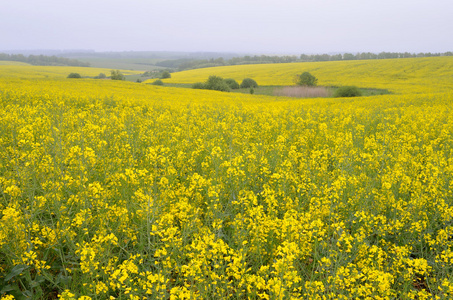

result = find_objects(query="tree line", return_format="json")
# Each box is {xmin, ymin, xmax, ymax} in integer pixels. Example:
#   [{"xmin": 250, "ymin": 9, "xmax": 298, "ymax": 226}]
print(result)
[
  {"xmin": 299, "ymin": 51, "xmax": 453, "ymax": 61},
  {"xmin": 0, "ymin": 53, "xmax": 90, "ymax": 67}
]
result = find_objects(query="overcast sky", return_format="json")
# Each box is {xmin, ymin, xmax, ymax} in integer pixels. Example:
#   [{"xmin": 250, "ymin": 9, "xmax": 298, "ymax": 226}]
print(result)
[{"xmin": 1, "ymin": 0, "xmax": 452, "ymax": 54}]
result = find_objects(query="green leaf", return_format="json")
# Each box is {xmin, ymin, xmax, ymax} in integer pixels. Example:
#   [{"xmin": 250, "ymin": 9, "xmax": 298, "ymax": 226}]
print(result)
[
  {"xmin": 0, "ymin": 284, "xmax": 18, "ymax": 294},
  {"xmin": 4, "ymin": 264, "xmax": 29, "ymax": 282},
  {"xmin": 30, "ymin": 275, "xmax": 45, "ymax": 288},
  {"xmin": 22, "ymin": 290, "xmax": 33, "ymax": 298},
  {"xmin": 55, "ymin": 273, "xmax": 72, "ymax": 285}
]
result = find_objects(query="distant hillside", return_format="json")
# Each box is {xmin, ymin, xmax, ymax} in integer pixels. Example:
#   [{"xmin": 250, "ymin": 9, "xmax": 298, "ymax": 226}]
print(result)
[
  {"xmin": 149, "ymin": 56, "xmax": 453, "ymax": 94},
  {"xmin": 0, "ymin": 53, "xmax": 90, "ymax": 67}
]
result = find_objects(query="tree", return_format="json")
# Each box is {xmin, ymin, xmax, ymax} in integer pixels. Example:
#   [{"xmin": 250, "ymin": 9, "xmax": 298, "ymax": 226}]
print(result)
[
  {"xmin": 192, "ymin": 82, "xmax": 206, "ymax": 89},
  {"xmin": 67, "ymin": 73, "xmax": 81, "ymax": 78},
  {"xmin": 240, "ymin": 78, "xmax": 258, "ymax": 88},
  {"xmin": 205, "ymin": 76, "xmax": 230, "ymax": 92},
  {"xmin": 110, "ymin": 70, "xmax": 125, "ymax": 80},
  {"xmin": 160, "ymin": 70, "xmax": 171, "ymax": 79},
  {"xmin": 343, "ymin": 53, "xmax": 356, "ymax": 60},
  {"xmin": 333, "ymin": 86, "xmax": 362, "ymax": 97},
  {"xmin": 224, "ymin": 78, "xmax": 240, "ymax": 89},
  {"xmin": 151, "ymin": 79, "xmax": 164, "ymax": 86},
  {"xmin": 295, "ymin": 72, "xmax": 317, "ymax": 86},
  {"xmin": 191, "ymin": 76, "xmax": 234, "ymax": 92}
]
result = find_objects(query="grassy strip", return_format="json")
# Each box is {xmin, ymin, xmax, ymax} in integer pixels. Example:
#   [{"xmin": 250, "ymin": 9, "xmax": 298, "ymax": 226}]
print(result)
[{"xmin": 145, "ymin": 82, "xmax": 391, "ymax": 98}]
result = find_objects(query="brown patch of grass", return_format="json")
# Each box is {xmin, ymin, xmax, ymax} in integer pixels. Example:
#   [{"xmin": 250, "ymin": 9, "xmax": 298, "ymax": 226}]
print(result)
[{"xmin": 274, "ymin": 86, "xmax": 332, "ymax": 98}]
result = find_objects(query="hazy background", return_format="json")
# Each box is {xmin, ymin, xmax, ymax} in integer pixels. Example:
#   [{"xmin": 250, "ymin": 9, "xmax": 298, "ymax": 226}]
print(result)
[{"xmin": 1, "ymin": 0, "xmax": 452, "ymax": 54}]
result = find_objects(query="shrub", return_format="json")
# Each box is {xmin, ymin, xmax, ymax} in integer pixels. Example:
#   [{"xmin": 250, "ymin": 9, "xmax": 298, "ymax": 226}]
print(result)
[
  {"xmin": 192, "ymin": 82, "xmax": 206, "ymax": 89},
  {"xmin": 142, "ymin": 70, "xmax": 159, "ymax": 78},
  {"xmin": 160, "ymin": 70, "xmax": 171, "ymax": 79},
  {"xmin": 110, "ymin": 70, "xmax": 125, "ymax": 81},
  {"xmin": 334, "ymin": 86, "xmax": 362, "ymax": 97},
  {"xmin": 240, "ymin": 78, "xmax": 258, "ymax": 88},
  {"xmin": 95, "ymin": 73, "xmax": 107, "ymax": 79},
  {"xmin": 67, "ymin": 73, "xmax": 81, "ymax": 79},
  {"xmin": 151, "ymin": 79, "xmax": 164, "ymax": 86},
  {"xmin": 192, "ymin": 76, "xmax": 236, "ymax": 92},
  {"xmin": 205, "ymin": 76, "xmax": 230, "ymax": 92},
  {"xmin": 224, "ymin": 78, "xmax": 240, "ymax": 89},
  {"xmin": 295, "ymin": 72, "xmax": 317, "ymax": 86}
]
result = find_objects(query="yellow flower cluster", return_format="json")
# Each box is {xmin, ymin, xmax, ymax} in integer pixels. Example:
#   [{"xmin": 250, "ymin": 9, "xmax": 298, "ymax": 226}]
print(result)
[{"xmin": 1, "ymin": 59, "xmax": 453, "ymax": 298}]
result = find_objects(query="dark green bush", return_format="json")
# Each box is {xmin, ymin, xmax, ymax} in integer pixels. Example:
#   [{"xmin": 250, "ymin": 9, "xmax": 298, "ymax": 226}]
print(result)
[
  {"xmin": 205, "ymin": 76, "xmax": 230, "ymax": 92},
  {"xmin": 151, "ymin": 79, "xmax": 164, "ymax": 86},
  {"xmin": 192, "ymin": 82, "xmax": 206, "ymax": 89},
  {"xmin": 160, "ymin": 70, "xmax": 171, "ymax": 79},
  {"xmin": 67, "ymin": 73, "xmax": 81, "ymax": 78},
  {"xmin": 224, "ymin": 78, "xmax": 240, "ymax": 89},
  {"xmin": 95, "ymin": 73, "xmax": 106, "ymax": 79},
  {"xmin": 192, "ymin": 76, "xmax": 240, "ymax": 92},
  {"xmin": 110, "ymin": 70, "xmax": 125, "ymax": 81},
  {"xmin": 295, "ymin": 72, "xmax": 317, "ymax": 86},
  {"xmin": 334, "ymin": 86, "xmax": 362, "ymax": 97},
  {"xmin": 240, "ymin": 78, "xmax": 258, "ymax": 88}
]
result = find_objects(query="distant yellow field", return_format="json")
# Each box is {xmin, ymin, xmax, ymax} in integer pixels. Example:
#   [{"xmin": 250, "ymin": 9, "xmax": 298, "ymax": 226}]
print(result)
[
  {"xmin": 0, "ymin": 61, "xmax": 31, "ymax": 66},
  {"xmin": 0, "ymin": 63, "xmax": 142, "ymax": 79},
  {"xmin": 147, "ymin": 56, "xmax": 453, "ymax": 94}
]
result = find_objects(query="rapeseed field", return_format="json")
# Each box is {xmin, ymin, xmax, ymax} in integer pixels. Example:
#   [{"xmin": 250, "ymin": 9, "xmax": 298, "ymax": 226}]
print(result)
[
  {"xmin": 149, "ymin": 56, "xmax": 453, "ymax": 94},
  {"xmin": 1, "ymin": 58, "xmax": 453, "ymax": 299},
  {"xmin": 0, "ymin": 64, "xmax": 141, "ymax": 80}
]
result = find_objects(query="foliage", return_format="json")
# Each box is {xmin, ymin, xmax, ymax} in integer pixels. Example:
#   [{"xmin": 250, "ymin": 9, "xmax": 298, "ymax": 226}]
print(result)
[
  {"xmin": 141, "ymin": 70, "xmax": 161, "ymax": 78},
  {"xmin": 205, "ymin": 75, "xmax": 230, "ymax": 92},
  {"xmin": 0, "ymin": 52, "xmax": 90, "ymax": 66},
  {"xmin": 156, "ymin": 58, "xmax": 226, "ymax": 71},
  {"xmin": 67, "ymin": 72, "xmax": 81, "ymax": 79},
  {"xmin": 240, "ymin": 78, "xmax": 258, "ymax": 88},
  {"xmin": 192, "ymin": 82, "xmax": 206, "ymax": 89},
  {"xmin": 224, "ymin": 78, "xmax": 240, "ymax": 89},
  {"xmin": 191, "ymin": 76, "xmax": 231, "ymax": 92},
  {"xmin": 160, "ymin": 70, "xmax": 171, "ymax": 79},
  {"xmin": 151, "ymin": 79, "xmax": 164, "ymax": 86},
  {"xmin": 110, "ymin": 69, "xmax": 125, "ymax": 81},
  {"xmin": 95, "ymin": 73, "xmax": 107, "ymax": 79},
  {"xmin": 229, "ymin": 55, "xmax": 299, "ymax": 65},
  {"xmin": 334, "ymin": 86, "xmax": 363, "ymax": 97},
  {"xmin": 295, "ymin": 72, "xmax": 318, "ymax": 86}
]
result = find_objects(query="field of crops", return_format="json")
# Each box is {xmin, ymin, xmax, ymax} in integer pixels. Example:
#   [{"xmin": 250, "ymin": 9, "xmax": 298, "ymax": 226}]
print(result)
[
  {"xmin": 147, "ymin": 57, "xmax": 453, "ymax": 94},
  {"xmin": 0, "ymin": 65, "xmax": 142, "ymax": 80},
  {"xmin": 1, "ymin": 58, "xmax": 453, "ymax": 299}
]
